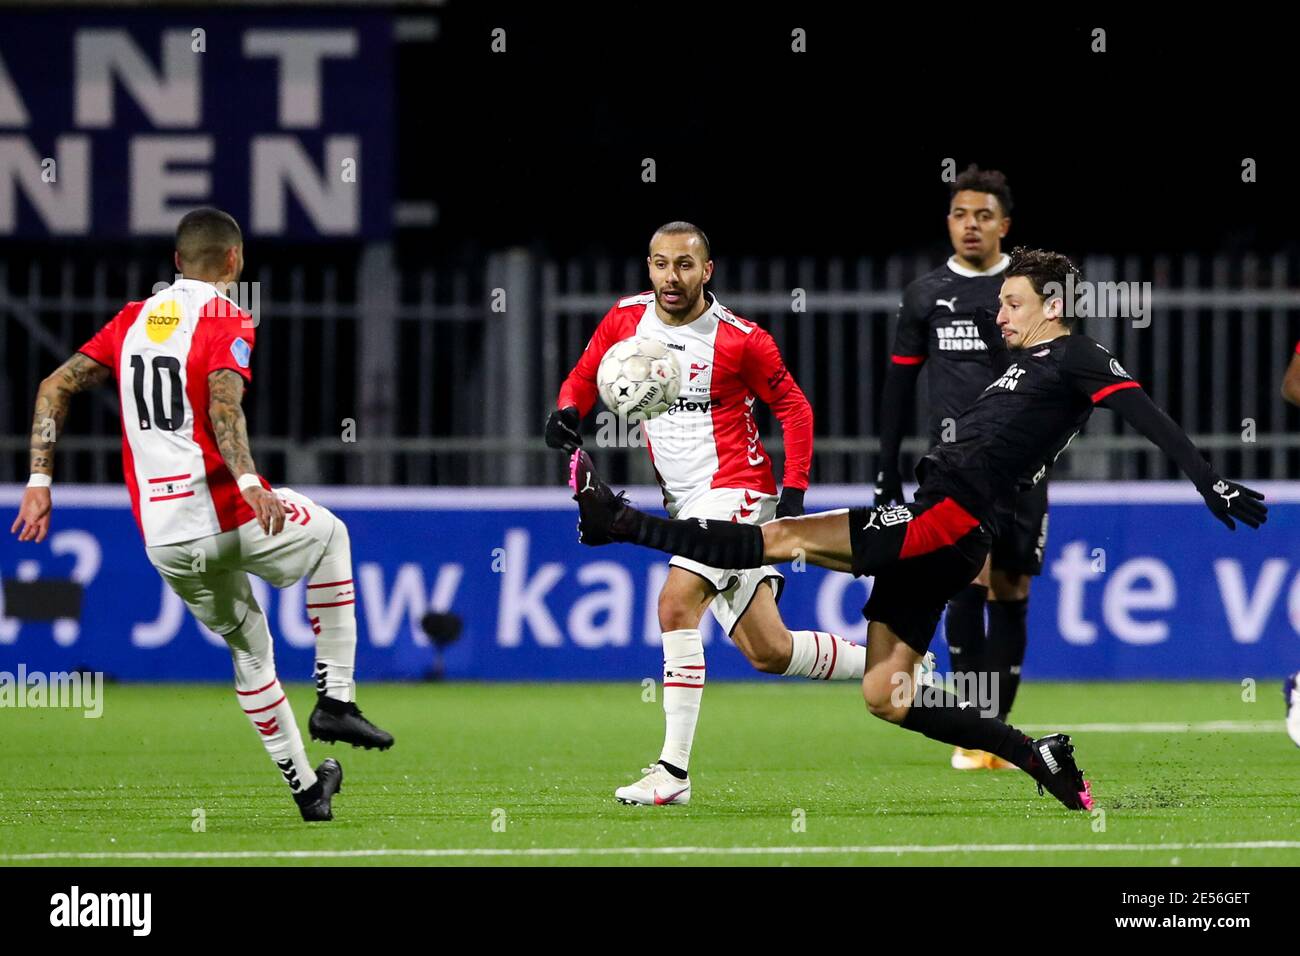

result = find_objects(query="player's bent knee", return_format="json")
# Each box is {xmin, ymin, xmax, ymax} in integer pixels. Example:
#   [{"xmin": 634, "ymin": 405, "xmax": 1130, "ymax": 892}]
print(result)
[
  {"xmin": 862, "ymin": 675, "xmax": 909, "ymax": 723},
  {"xmin": 657, "ymin": 591, "xmax": 703, "ymax": 632},
  {"xmin": 327, "ymin": 513, "xmax": 351, "ymax": 554}
]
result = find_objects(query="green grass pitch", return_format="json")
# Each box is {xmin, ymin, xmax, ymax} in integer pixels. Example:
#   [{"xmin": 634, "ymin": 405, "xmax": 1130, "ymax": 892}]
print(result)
[{"xmin": 2, "ymin": 681, "xmax": 1298, "ymax": 866}]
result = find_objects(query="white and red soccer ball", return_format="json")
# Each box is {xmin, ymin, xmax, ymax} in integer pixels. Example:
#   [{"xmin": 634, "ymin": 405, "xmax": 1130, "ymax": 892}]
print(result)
[{"xmin": 596, "ymin": 336, "xmax": 682, "ymax": 421}]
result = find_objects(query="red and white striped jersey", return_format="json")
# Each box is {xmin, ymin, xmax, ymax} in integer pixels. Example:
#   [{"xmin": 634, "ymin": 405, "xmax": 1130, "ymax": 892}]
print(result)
[
  {"xmin": 558, "ymin": 291, "xmax": 813, "ymax": 514},
  {"xmin": 78, "ymin": 278, "xmax": 267, "ymax": 547}
]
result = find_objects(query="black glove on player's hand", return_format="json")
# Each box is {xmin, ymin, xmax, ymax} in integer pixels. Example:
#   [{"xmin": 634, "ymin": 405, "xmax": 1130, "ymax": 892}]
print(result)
[
  {"xmin": 544, "ymin": 406, "xmax": 583, "ymax": 453},
  {"xmin": 1198, "ymin": 477, "xmax": 1267, "ymax": 530},
  {"xmin": 874, "ymin": 469, "xmax": 904, "ymax": 507},
  {"xmin": 776, "ymin": 486, "xmax": 805, "ymax": 519}
]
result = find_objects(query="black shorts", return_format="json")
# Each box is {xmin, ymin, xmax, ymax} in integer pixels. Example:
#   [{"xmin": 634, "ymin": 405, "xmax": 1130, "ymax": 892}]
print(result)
[
  {"xmin": 848, "ymin": 494, "xmax": 992, "ymax": 654},
  {"xmin": 991, "ymin": 479, "xmax": 1050, "ymax": 576}
]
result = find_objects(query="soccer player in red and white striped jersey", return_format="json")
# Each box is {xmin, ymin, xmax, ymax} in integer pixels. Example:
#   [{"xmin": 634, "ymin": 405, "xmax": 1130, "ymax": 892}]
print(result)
[
  {"xmin": 547, "ymin": 222, "xmax": 868, "ymax": 806},
  {"xmin": 11, "ymin": 208, "xmax": 393, "ymax": 822}
]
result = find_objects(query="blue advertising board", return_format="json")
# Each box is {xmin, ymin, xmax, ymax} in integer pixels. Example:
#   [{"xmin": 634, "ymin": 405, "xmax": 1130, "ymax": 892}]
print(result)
[
  {"xmin": 2, "ymin": 483, "xmax": 1299, "ymax": 682},
  {"xmin": 0, "ymin": 10, "xmax": 393, "ymax": 238}
]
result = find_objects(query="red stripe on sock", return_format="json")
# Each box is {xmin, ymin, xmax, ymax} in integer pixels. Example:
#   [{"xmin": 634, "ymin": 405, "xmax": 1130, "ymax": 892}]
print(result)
[
  {"xmin": 242, "ymin": 694, "xmax": 286, "ymax": 715},
  {"xmin": 663, "ymin": 682, "xmax": 705, "ymax": 689},
  {"xmin": 826, "ymin": 633, "xmax": 838, "ymax": 679},
  {"xmin": 812, "ymin": 630, "xmax": 823, "ymax": 677},
  {"xmin": 236, "ymin": 678, "xmax": 278, "ymax": 696},
  {"xmin": 306, "ymin": 599, "xmax": 355, "ymax": 609},
  {"xmin": 678, "ymin": 664, "xmax": 706, "ymax": 669},
  {"xmin": 308, "ymin": 579, "xmax": 353, "ymax": 589}
]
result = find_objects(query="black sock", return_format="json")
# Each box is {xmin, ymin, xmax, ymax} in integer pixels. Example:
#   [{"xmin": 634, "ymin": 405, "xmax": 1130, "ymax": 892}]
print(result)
[
  {"xmin": 633, "ymin": 513, "xmax": 766, "ymax": 569},
  {"xmin": 986, "ymin": 598, "xmax": 1029, "ymax": 719},
  {"xmin": 315, "ymin": 694, "xmax": 352, "ymax": 715},
  {"xmin": 658, "ymin": 760, "xmax": 688, "ymax": 780},
  {"xmin": 293, "ymin": 779, "xmax": 323, "ymax": 806},
  {"xmin": 945, "ymin": 583, "xmax": 988, "ymax": 685},
  {"xmin": 900, "ymin": 686, "xmax": 1035, "ymax": 770}
]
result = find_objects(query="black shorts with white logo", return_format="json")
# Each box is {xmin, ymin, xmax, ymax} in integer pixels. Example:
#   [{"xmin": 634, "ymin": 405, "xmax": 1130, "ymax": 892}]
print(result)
[
  {"xmin": 848, "ymin": 491, "xmax": 992, "ymax": 654},
  {"xmin": 991, "ymin": 478, "xmax": 1050, "ymax": 576}
]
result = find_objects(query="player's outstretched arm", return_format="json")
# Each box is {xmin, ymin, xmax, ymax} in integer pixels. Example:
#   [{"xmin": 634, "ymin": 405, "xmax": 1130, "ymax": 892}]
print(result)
[
  {"xmin": 209, "ymin": 369, "xmax": 285, "ymax": 536},
  {"xmin": 11, "ymin": 353, "xmax": 110, "ymax": 543},
  {"xmin": 1103, "ymin": 385, "xmax": 1267, "ymax": 530}
]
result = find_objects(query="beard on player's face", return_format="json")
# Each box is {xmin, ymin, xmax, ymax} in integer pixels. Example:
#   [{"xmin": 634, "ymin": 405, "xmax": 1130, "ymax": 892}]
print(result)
[{"xmin": 656, "ymin": 278, "xmax": 703, "ymax": 315}]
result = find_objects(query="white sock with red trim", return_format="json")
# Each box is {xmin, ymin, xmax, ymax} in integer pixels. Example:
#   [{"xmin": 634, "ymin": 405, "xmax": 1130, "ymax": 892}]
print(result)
[
  {"xmin": 307, "ymin": 517, "xmax": 357, "ymax": 703},
  {"xmin": 658, "ymin": 628, "xmax": 704, "ymax": 773},
  {"xmin": 784, "ymin": 630, "xmax": 865, "ymax": 680},
  {"xmin": 227, "ymin": 603, "xmax": 317, "ymax": 795}
]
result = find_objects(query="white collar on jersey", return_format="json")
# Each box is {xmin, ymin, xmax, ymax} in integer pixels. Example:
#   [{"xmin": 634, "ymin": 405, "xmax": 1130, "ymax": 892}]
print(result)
[
  {"xmin": 168, "ymin": 277, "xmax": 223, "ymax": 292},
  {"xmin": 946, "ymin": 253, "xmax": 1010, "ymax": 278},
  {"xmin": 647, "ymin": 290, "xmax": 722, "ymax": 332}
]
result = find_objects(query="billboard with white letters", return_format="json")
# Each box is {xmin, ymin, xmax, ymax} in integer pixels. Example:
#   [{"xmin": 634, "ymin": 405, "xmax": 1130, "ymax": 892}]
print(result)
[
  {"xmin": 2, "ymin": 484, "xmax": 1298, "ymax": 681},
  {"xmin": 0, "ymin": 10, "xmax": 393, "ymax": 238}
]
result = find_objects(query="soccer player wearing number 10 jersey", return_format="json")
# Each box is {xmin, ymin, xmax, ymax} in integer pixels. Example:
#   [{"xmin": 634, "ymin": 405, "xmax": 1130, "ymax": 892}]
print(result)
[
  {"xmin": 571, "ymin": 247, "xmax": 1268, "ymax": 812},
  {"xmin": 11, "ymin": 208, "xmax": 394, "ymax": 822}
]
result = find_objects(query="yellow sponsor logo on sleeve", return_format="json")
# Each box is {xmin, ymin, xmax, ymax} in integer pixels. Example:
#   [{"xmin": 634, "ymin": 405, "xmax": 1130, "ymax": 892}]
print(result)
[{"xmin": 145, "ymin": 299, "xmax": 183, "ymax": 343}]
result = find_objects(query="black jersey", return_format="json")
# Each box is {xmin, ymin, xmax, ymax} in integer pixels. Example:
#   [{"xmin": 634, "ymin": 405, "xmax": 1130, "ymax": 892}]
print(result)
[
  {"xmin": 920, "ymin": 333, "xmax": 1139, "ymax": 528},
  {"xmin": 890, "ymin": 256, "xmax": 1009, "ymax": 444}
]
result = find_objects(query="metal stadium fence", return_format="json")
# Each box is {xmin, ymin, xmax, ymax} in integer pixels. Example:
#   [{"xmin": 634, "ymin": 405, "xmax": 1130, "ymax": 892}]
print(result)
[{"xmin": 3, "ymin": 246, "xmax": 1299, "ymax": 488}]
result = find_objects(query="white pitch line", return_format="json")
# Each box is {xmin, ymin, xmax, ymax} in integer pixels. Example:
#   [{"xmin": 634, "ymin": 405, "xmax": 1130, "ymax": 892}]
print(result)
[
  {"xmin": 4, "ymin": 841, "xmax": 1300, "ymax": 862},
  {"xmin": 1016, "ymin": 720, "xmax": 1285, "ymax": 733}
]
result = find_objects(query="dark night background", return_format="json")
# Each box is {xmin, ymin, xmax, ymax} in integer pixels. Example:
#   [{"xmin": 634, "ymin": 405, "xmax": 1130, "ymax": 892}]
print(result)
[
  {"xmin": 411, "ymin": 7, "xmax": 1291, "ymax": 264},
  {"xmin": 2, "ymin": 5, "xmax": 1295, "ymax": 484}
]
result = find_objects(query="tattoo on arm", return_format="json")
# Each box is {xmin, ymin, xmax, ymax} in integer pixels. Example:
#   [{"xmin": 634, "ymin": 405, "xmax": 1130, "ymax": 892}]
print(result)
[
  {"xmin": 29, "ymin": 353, "xmax": 111, "ymax": 477},
  {"xmin": 209, "ymin": 369, "xmax": 258, "ymax": 480}
]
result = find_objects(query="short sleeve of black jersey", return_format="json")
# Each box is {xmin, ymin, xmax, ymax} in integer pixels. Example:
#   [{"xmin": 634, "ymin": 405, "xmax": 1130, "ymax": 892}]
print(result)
[
  {"xmin": 890, "ymin": 282, "xmax": 929, "ymax": 362},
  {"xmin": 1059, "ymin": 336, "xmax": 1142, "ymax": 404}
]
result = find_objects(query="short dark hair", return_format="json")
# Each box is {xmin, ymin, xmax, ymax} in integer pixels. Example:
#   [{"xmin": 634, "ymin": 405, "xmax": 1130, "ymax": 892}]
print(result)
[
  {"xmin": 176, "ymin": 207, "xmax": 242, "ymax": 272},
  {"xmin": 950, "ymin": 164, "xmax": 1013, "ymax": 217},
  {"xmin": 650, "ymin": 221, "xmax": 711, "ymax": 259},
  {"xmin": 1007, "ymin": 246, "xmax": 1084, "ymax": 326}
]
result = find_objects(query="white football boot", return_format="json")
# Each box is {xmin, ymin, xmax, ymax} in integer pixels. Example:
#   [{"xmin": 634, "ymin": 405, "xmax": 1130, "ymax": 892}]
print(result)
[
  {"xmin": 615, "ymin": 763, "xmax": 691, "ymax": 806},
  {"xmin": 1286, "ymin": 673, "xmax": 1300, "ymax": 747}
]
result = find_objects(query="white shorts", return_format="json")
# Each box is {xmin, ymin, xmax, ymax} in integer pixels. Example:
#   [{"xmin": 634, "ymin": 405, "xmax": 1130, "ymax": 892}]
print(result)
[
  {"xmin": 669, "ymin": 487, "xmax": 784, "ymax": 635},
  {"xmin": 144, "ymin": 487, "xmax": 339, "ymax": 636}
]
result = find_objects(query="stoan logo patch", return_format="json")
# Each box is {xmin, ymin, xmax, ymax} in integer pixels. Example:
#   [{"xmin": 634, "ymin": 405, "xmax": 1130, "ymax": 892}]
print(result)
[{"xmin": 145, "ymin": 299, "xmax": 182, "ymax": 343}]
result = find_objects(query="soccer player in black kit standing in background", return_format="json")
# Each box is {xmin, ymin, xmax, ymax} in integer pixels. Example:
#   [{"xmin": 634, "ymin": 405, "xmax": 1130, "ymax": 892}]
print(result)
[
  {"xmin": 569, "ymin": 247, "xmax": 1268, "ymax": 812},
  {"xmin": 876, "ymin": 166, "xmax": 1043, "ymax": 769}
]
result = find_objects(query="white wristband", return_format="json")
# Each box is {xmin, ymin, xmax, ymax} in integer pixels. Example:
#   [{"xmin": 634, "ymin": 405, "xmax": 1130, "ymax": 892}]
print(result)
[
  {"xmin": 27, "ymin": 473, "xmax": 52, "ymax": 489},
  {"xmin": 237, "ymin": 473, "xmax": 262, "ymax": 492}
]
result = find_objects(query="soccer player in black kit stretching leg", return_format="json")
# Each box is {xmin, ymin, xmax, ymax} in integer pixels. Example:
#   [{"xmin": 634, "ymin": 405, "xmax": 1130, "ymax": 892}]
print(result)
[
  {"xmin": 877, "ymin": 166, "xmax": 1046, "ymax": 770},
  {"xmin": 569, "ymin": 247, "xmax": 1268, "ymax": 812}
]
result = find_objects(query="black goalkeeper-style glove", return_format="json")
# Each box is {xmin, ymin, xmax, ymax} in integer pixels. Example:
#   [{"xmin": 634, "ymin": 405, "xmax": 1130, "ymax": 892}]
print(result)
[
  {"xmin": 544, "ymin": 406, "xmax": 583, "ymax": 453},
  {"xmin": 776, "ymin": 486, "xmax": 805, "ymax": 518},
  {"xmin": 1198, "ymin": 477, "xmax": 1267, "ymax": 530},
  {"xmin": 874, "ymin": 469, "xmax": 904, "ymax": 507}
]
